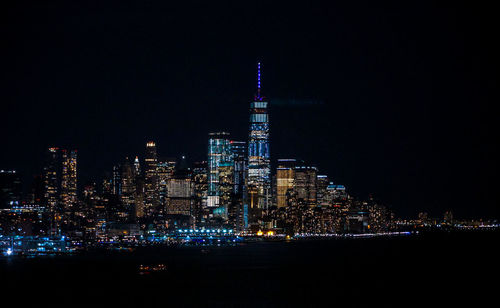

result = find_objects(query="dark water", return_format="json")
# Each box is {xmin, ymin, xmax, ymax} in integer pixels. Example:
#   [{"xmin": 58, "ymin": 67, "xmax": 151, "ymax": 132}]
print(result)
[{"xmin": 1, "ymin": 231, "xmax": 498, "ymax": 307}]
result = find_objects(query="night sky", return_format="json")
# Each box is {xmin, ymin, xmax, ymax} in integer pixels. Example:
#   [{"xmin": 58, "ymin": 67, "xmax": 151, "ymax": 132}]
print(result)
[{"xmin": 2, "ymin": 1, "xmax": 498, "ymax": 218}]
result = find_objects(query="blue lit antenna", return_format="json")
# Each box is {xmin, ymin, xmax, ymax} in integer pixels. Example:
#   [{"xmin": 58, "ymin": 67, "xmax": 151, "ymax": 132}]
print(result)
[{"xmin": 257, "ymin": 62, "xmax": 262, "ymax": 100}]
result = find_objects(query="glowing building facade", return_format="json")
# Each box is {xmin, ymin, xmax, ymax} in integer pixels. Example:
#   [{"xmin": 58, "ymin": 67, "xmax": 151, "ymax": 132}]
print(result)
[
  {"xmin": 207, "ymin": 132, "xmax": 233, "ymax": 217},
  {"xmin": 61, "ymin": 149, "xmax": 77, "ymax": 208},
  {"xmin": 43, "ymin": 147, "xmax": 78, "ymax": 210},
  {"xmin": 230, "ymin": 141, "xmax": 247, "ymax": 230},
  {"xmin": 144, "ymin": 141, "xmax": 159, "ymax": 216},
  {"xmin": 294, "ymin": 165, "xmax": 318, "ymax": 207},
  {"xmin": 44, "ymin": 147, "xmax": 61, "ymax": 209},
  {"xmin": 276, "ymin": 159, "xmax": 296, "ymax": 208},
  {"xmin": 157, "ymin": 157, "xmax": 177, "ymax": 207},
  {"xmin": 247, "ymin": 62, "xmax": 271, "ymax": 211}
]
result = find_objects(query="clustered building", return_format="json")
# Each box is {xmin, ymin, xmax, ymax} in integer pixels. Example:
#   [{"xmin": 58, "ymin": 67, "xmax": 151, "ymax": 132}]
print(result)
[{"xmin": 1, "ymin": 64, "xmax": 492, "ymax": 242}]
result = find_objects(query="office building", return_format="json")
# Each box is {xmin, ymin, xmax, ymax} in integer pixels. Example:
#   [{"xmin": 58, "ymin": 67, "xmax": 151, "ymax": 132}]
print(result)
[
  {"xmin": 247, "ymin": 62, "xmax": 271, "ymax": 211},
  {"xmin": 276, "ymin": 159, "xmax": 296, "ymax": 208},
  {"xmin": 207, "ymin": 132, "xmax": 234, "ymax": 218}
]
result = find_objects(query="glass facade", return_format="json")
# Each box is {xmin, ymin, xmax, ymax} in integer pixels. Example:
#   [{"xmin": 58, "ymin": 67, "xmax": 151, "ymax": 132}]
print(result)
[
  {"xmin": 277, "ymin": 159, "xmax": 296, "ymax": 208},
  {"xmin": 207, "ymin": 132, "xmax": 234, "ymax": 217},
  {"xmin": 247, "ymin": 99, "xmax": 271, "ymax": 209}
]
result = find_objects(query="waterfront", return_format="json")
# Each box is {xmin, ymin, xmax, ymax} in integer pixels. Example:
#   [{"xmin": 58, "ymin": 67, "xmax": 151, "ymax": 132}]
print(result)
[{"xmin": 1, "ymin": 230, "xmax": 498, "ymax": 307}]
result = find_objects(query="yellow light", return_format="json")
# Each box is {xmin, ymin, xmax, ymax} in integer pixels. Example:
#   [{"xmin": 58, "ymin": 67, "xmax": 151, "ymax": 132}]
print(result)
[
  {"xmin": 256, "ymin": 230, "xmax": 263, "ymax": 236},
  {"xmin": 267, "ymin": 231, "xmax": 274, "ymax": 236}
]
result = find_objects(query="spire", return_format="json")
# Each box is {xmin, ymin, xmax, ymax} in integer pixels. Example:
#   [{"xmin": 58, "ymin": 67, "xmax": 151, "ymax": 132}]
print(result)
[{"xmin": 256, "ymin": 62, "xmax": 262, "ymax": 101}]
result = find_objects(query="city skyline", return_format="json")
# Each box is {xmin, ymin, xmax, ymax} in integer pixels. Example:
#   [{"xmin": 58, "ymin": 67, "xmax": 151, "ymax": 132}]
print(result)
[
  {"xmin": 2, "ymin": 2, "xmax": 498, "ymax": 220},
  {"xmin": 1, "ymin": 3, "xmax": 498, "ymax": 306},
  {"xmin": 1, "ymin": 62, "xmax": 496, "ymax": 225},
  {"xmin": 1, "ymin": 58, "xmax": 498, "ymax": 221}
]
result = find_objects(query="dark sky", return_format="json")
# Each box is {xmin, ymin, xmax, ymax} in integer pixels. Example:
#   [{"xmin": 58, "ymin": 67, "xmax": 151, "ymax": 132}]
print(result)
[{"xmin": 1, "ymin": 1, "xmax": 498, "ymax": 219}]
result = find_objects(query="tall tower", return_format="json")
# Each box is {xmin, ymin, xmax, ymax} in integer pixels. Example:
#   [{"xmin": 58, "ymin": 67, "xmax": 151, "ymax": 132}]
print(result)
[
  {"xmin": 230, "ymin": 140, "xmax": 247, "ymax": 230},
  {"xmin": 207, "ymin": 132, "xmax": 234, "ymax": 217},
  {"xmin": 144, "ymin": 141, "xmax": 159, "ymax": 216},
  {"xmin": 247, "ymin": 62, "xmax": 271, "ymax": 212},
  {"xmin": 44, "ymin": 147, "xmax": 61, "ymax": 209},
  {"xmin": 61, "ymin": 149, "xmax": 77, "ymax": 208}
]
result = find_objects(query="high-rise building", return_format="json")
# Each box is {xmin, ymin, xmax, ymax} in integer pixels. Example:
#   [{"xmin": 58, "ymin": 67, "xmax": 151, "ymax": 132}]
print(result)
[
  {"xmin": 131, "ymin": 155, "xmax": 145, "ymax": 218},
  {"xmin": 133, "ymin": 156, "xmax": 141, "ymax": 177},
  {"xmin": 316, "ymin": 175, "xmax": 329, "ymax": 207},
  {"xmin": 112, "ymin": 164, "xmax": 122, "ymax": 196},
  {"xmin": 230, "ymin": 141, "xmax": 247, "ymax": 230},
  {"xmin": 42, "ymin": 147, "xmax": 77, "ymax": 235},
  {"xmin": 44, "ymin": 147, "xmax": 61, "ymax": 209},
  {"xmin": 207, "ymin": 132, "xmax": 233, "ymax": 218},
  {"xmin": 192, "ymin": 161, "xmax": 208, "ymax": 223},
  {"xmin": 144, "ymin": 141, "xmax": 159, "ymax": 216},
  {"xmin": 60, "ymin": 150, "xmax": 77, "ymax": 208},
  {"xmin": 294, "ymin": 165, "xmax": 317, "ymax": 207},
  {"xmin": 247, "ymin": 62, "xmax": 271, "ymax": 211},
  {"xmin": 121, "ymin": 157, "xmax": 135, "ymax": 211},
  {"xmin": 167, "ymin": 168, "xmax": 193, "ymax": 216},
  {"xmin": 157, "ymin": 157, "xmax": 177, "ymax": 208},
  {"xmin": 276, "ymin": 159, "xmax": 296, "ymax": 208},
  {"xmin": 326, "ymin": 183, "xmax": 347, "ymax": 204}
]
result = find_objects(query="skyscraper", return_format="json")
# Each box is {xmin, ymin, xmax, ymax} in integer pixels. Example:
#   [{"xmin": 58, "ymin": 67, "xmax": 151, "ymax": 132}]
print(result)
[
  {"xmin": 121, "ymin": 157, "xmax": 135, "ymax": 212},
  {"xmin": 192, "ymin": 161, "xmax": 208, "ymax": 224},
  {"xmin": 276, "ymin": 159, "xmax": 296, "ymax": 208},
  {"xmin": 144, "ymin": 141, "xmax": 159, "ymax": 216},
  {"xmin": 247, "ymin": 62, "xmax": 271, "ymax": 212},
  {"xmin": 42, "ymin": 147, "xmax": 77, "ymax": 235},
  {"xmin": 294, "ymin": 165, "xmax": 318, "ymax": 207},
  {"xmin": 61, "ymin": 150, "xmax": 77, "ymax": 208},
  {"xmin": 167, "ymin": 165, "xmax": 193, "ymax": 216},
  {"xmin": 316, "ymin": 175, "xmax": 329, "ymax": 207},
  {"xmin": 112, "ymin": 164, "xmax": 122, "ymax": 196},
  {"xmin": 230, "ymin": 141, "xmax": 247, "ymax": 230},
  {"xmin": 207, "ymin": 132, "xmax": 233, "ymax": 218},
  {"xmin": 44, "ymin": 147, "xmax": 61, "ymax": 209},
  {"xmin": 157, "ymin": 157, "xmax": 177, "ymax": 208}
]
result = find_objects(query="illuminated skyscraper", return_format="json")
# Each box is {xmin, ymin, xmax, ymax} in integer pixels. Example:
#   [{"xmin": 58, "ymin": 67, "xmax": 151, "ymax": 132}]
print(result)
[
  {"xmin": 157, "ymin": 157, "xmax": 177, "ymax": 207},
  {"xmin": 294, "ymin": 165, "xmax": 317, "ymax": 207},
  {"xmin": 276, "ymin": 159, "xmax": 296, "ymax": 208},
  {"xmin": 167, "ymin": 166, "xmax": 193, "ymax": 216},
  {"xmin": 60, "ymin": 149, "xmax": 77, "ymax": 208},
  {"xmin": 121, "ymin": 157, "xmax": 135, "ymax": 211},
  {"xmin": 133, "ymin": 156, "xmax": 141, "ymax": 176},
  {"xmin": 316, "ymin": 175, "xmax": 329, "ymax": 207},
  {"xmin": 112, "ymin": 164, "xmax": 122, "ymax": 196},
  {"xmin": 247, "ymin": 62, "xmax": 271, "ymax": 211},
  {"xmin": 43, "ymin": 147, "xmax": 77, "ymax": 235},
  {"xmin": 230, "ymin": 141, "xmax": 247, "ymax": 230},
  {"xmin": 192, "ymin": 161, "xmax": 208, "ymax": 223},
  {"xmin": 144, "ymin": 141, "xmax": 159, "ymax": 216},
  {"xmin": 44, "ymin": 147, "xmax": 61, "ymax": 209},
  {"xmin": 207, "ymin": 132, "xmax": 233, "ymax": 217}
]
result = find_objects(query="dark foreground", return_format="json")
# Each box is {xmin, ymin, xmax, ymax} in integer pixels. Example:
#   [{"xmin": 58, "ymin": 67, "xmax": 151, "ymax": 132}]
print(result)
[{"xmin": 1, "ymin": 231, "xmax": 498, "ymax": 307}]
